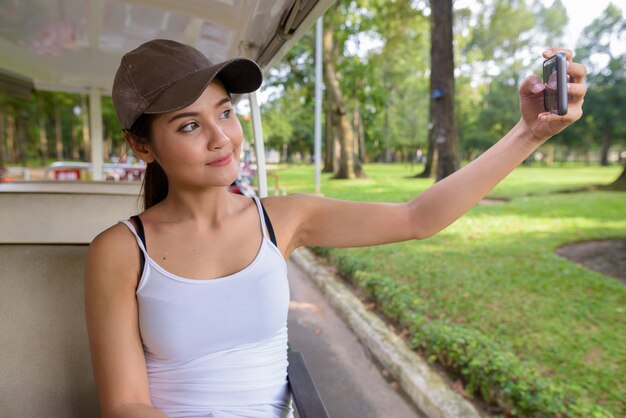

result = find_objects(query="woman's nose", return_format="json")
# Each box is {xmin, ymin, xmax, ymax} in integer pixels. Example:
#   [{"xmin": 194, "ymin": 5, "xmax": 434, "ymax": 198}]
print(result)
[{"xmin": 206, "ymin": 124, "xmax": 229, "ymax": 150}]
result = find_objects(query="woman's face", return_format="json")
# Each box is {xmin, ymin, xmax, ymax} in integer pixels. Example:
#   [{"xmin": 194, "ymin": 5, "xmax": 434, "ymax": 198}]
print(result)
[{"xmin": 148, "ymin": 81, "xmax": 243, "ymax": 189}]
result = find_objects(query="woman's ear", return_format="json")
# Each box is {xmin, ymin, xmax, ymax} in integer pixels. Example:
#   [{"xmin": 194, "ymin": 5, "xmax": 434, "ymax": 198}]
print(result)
[{"xmin": 123, "ymin": 130, "xmax": 155, "ymax": 163}]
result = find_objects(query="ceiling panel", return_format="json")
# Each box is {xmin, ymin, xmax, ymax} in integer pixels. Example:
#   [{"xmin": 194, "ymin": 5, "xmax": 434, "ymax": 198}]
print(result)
[{"xmin": 0, "ymin": 0, "xmax": 334, "ymax": 94}]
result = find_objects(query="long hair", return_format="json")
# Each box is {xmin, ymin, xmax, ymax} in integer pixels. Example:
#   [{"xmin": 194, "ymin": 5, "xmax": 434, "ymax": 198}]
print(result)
[{"xmin": 127, "ymin": 114, "xmax": 168, "ymax": 210}]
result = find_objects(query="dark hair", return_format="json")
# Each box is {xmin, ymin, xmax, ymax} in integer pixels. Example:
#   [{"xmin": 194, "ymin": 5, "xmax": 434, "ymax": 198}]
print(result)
[{"xmin": 127, "ymin": 114, "xmax": 168, "ymax": 210}]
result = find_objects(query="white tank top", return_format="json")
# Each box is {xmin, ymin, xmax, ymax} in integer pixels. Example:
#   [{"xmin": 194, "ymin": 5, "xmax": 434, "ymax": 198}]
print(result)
[{"xmin": 119, "ymin": 196, "xmax": 293, "ymax": 418}]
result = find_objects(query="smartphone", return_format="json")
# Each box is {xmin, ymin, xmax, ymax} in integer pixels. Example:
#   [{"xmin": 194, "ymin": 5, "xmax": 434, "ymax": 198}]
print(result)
[{"xmin": 543, "ymin": 52, "xmax": 568, "ymax": 115}]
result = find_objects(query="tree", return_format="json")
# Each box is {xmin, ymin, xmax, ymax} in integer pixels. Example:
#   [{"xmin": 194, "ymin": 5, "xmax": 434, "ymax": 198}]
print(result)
[
  {"xmin": 261, "ymin": 0, "xmax": 430, "ymax": 171},
  {"xmin": 574, "ymin": 3, "xmax": 626, "ymax": 187},
  {"xmin": 363, "ymin": 1, "xmax": 429, "ymax": 163},
  {"xmin": 80, "ymin": 95, "xmax": 90, "ymax": 161},
  {"xmin": 323, "ymin": 3, "xmax": 364, "ymax": 179},
  {"xmin": 418, "ymin": 0, "xmax": 460, "ymax": 182}
]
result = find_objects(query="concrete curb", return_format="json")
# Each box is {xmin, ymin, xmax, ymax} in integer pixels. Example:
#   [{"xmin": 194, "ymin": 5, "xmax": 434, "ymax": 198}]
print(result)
[{"xmin": 291, "ymin": 248, "xmax": 481, "ymax": 418}]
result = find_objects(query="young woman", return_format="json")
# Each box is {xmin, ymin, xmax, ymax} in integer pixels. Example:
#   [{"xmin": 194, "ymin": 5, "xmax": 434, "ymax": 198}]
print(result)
[{"xmin": 85, "ymin": 39, "xmax": 587, "ymax": 418}]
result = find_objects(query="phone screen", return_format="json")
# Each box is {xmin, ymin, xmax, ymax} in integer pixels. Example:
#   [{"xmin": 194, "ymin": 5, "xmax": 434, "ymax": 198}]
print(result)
[
  {"xmin": 543, "ymin": 53, "xmax": 567, "ymax": 115},
  {"xmin": 543, "ymin": 57, "xmax": 558, "ymax": 113}
]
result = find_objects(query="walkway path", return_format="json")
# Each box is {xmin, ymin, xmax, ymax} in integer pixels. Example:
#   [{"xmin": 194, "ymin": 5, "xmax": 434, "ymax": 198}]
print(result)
[{"xmin": 287, "ymin": 259, "xmax": 423, "ymax": 418}]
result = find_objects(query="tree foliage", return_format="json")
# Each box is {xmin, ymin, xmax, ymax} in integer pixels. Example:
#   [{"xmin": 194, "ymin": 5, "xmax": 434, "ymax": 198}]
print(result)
[
  {"xmin": 1, "ymin": 0, "xmax": 624, "ymax": 186},
  {"xmin": 572, "ymin": 3, "xmax": 626, "ymax": 174}
]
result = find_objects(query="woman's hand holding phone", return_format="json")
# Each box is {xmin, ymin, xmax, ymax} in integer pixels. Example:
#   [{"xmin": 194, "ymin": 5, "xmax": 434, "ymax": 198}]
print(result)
[{"xmin": 518, "ymin": 48, "xmax": 587, "ymax": 143}]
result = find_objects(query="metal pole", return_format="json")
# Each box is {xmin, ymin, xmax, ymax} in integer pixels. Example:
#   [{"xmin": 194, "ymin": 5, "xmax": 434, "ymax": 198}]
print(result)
[
  {"xmin": 89, "ymin": 87, "xmax": 104, "ymax": 181},
  {"xmin": 249, "ymin": 91, "xmax": 268, "ymax": 197},
  {"xmin": 314, "ymin": 16, "xmax": 323, "ymax": 195}
]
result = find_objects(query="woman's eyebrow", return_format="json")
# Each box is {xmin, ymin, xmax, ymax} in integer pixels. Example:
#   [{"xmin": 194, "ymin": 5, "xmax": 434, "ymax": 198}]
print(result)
[
  {"xmin": 167, "ymin": 112, "xmax": 199, "ymax": 124},
  {"xmin": 216, "ymin": 97, "xmax": 231, "ymax": 107},
  {"xmin": 167, "ymin": 97, "xmax": 232, "ymax": 124}
]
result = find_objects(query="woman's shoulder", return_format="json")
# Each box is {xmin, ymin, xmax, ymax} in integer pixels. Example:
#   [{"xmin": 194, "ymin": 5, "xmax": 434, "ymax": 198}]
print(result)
[
  {"xmin": 89, "ymin": 220, "xmax": 138, "ymax": 254},
  {"xmin": 259, "ymin": 193, "xmax": 327, "ymax": 218},
  {"xmin": 259, "ymin": 193, "xmax": 318, "ymax": 210},
  {"xmin": 86, "ymin": 221, "xmax": 141, "ymax": 285}
]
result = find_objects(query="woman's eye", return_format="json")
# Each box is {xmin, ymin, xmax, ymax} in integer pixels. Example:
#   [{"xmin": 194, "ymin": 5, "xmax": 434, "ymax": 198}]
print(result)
[
  {"xmin": 179, "ymin": 122, "xmax": 199, "ymax": 132},
  {"xmin": 220, "ymin": 109, "xmax": 232, "ymax": 119}
]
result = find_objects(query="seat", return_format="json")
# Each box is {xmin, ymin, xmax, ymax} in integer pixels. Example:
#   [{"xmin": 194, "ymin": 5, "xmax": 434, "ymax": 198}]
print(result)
[
  {"xmin": 0, "ymin": 245, "xmax": 100, "ymax": 417},
  {"xmin": 0, "ymin": 245, "xmax": 328, "ymax": 417}
]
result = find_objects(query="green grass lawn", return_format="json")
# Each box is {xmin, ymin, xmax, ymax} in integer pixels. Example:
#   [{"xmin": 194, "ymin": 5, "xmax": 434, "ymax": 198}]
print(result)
[{"xmin": 271, "ymin": 162, "xmax": 626, "ymax": 417}]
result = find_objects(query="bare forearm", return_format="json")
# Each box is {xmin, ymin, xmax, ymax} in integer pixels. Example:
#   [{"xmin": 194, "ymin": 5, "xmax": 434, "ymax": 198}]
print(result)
[{"xmin": 409, "ymin": 121, "xmax": 540, "ymax": 238}]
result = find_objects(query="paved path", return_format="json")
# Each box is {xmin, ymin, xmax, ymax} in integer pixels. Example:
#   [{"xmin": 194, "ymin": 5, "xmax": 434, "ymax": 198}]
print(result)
[{"xmin": 287, "ymin": 260, "xmax": 423, "ymax": 418}]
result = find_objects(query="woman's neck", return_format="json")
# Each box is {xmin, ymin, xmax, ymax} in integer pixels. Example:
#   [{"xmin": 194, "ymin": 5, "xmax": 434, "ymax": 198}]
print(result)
[{"xmin": 154, "ymin": 185, "xmax": 240, "ymax": 227}]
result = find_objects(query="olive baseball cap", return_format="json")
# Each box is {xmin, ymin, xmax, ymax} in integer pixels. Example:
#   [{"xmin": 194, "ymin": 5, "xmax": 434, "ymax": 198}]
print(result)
[{"xmin": 112, "ymin": 39, "xmax": 263, "ymax": 130}]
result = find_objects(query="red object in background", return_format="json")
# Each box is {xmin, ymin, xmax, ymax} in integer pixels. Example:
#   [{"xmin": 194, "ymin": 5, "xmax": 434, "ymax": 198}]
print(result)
[
  {"xmin": 54, "ymin": 169, "xmax": 81, "ymax": 181},
  {"xmin": 0, "ymin": 168, "xmax": 16, "ymax": 182}
]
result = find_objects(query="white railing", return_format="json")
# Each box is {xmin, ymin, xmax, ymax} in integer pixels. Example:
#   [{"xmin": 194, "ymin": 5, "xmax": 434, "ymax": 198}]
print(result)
[{"xmin": 43, "ymin": 161, "xmax": 146, "ymax": 181}]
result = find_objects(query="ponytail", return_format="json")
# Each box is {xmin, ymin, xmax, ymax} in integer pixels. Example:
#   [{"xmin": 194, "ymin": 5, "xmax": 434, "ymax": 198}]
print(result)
[
  {"xmin": 143, "ymin": 161, "xmax": 168, "ymax": 210},
  {"xmin": 127, "ymin": 114, "xmax": 168, "ymax": 210}
]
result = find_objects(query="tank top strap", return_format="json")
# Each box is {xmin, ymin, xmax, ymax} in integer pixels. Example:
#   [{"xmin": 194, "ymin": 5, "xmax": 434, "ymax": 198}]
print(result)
[
  {"xmin": 251, "ymin": 196, "xmax": 277, "ymax": 247},
  {"xmin": 119, "ymin": 219, "xmax": 149, "ymax": 256}
]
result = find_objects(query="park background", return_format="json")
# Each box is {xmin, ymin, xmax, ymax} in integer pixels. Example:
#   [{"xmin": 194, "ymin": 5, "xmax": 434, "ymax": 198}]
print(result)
[{"xmin": 0, "ymin": 0, "xmax": 624, "ymax": 417}]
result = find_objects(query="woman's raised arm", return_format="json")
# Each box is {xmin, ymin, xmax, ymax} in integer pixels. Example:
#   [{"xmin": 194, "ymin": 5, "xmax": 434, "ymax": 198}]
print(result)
[{"xmin": 279, "ymin": 48, "xmax": 586, "ymax": 250}]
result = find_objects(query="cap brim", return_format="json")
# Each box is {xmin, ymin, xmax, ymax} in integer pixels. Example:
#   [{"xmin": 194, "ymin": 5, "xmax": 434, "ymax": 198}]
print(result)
[{"xmin": 144, "ymin": 58, "xmax": 262, "ymax": 114}]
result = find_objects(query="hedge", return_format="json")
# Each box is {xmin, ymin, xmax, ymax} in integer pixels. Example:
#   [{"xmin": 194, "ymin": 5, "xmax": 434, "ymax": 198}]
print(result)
[{"xmin": 312, "ymin": 248, "xmax": 613, "ymax": 418}]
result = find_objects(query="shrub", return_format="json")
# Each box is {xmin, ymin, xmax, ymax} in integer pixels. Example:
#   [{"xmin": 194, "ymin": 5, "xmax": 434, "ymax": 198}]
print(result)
[{"xmin": 323, "ymin": 252, "xmax": 614, "ymax": 418}]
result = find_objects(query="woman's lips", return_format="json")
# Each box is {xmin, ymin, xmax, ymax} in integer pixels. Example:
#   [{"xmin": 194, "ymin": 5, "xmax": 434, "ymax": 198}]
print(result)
[{"xmin": 207, "ymin": 154, "xmax": 232, "ymax": 167}]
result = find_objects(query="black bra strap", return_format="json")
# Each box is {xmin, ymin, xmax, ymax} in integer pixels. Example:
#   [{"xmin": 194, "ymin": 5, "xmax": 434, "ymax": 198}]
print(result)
[
  {"xmin": 130, "ymin": 215, "xmax": 146, "ymax": 276},
  {"xmin": 254, "ymin": 197, "xmax": 277, "ymax": 247}
]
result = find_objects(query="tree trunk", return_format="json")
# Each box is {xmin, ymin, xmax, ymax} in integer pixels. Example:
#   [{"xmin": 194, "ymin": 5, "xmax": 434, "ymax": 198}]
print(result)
[
  {"xmin": 416, "ymin": 110, "xmax": 436, "ymax": 178},
  {"xmin": 353, "ymin": 105, "xmax": 360, "ymax": 162},
  {"xmin": 81, "ymin": 95, "xmax": 91, "ymax": 161},
  {"xmin": 383, "ymin": 84, "xmax": 393, "ymax": 163},
  {"xmin": 600, "ymin": 126, "xmax": 611, "ymax": 166},
  {"xmin": 352, "ymin": 82, "xmax": 366, "ymax": 164},
  {"xmin": 38, "ymin": 99, "xmax": 48, "ymax": 164},
  {"xmin": 6, "ymin": 111, "xmax": 16, "ymax": 163},
  {"xmin": 282, "ymin": 143, "xmax": 289, "ymax": 163},
  {"xmin": 418, "ymin": 0, "xmax": 460, "ymax": 181},
  {"xmin": 353, "ymin": 135, "xmax": 363, "ymax": 176},
  {"xmin": 323, "ymin": 100, "xmax": 334, "ymax": 173},
  {"xmin": 609, "ymin": 163, "xmax": 626, "ymax": 190},
  {"xmin": 323, "ymin": 25, "xmax": 363, "ymax": 179},
  {"xmin": 356, "ymin": 104, "xmax": 366, "ymax": 163},
  {"xmin": 16, "ymin": 115, "xmax": 27, "ymax": 166},
  {"xmin": 333, "ymin": 119, "xmax": 341, "ymax": 174},
  {"xmin": 54, "ymin": 107, "xmax": 63, "ymax": 160},
  {"xmin": 71, "ymin": 115, "xmax": 79, "ymax": 160}
]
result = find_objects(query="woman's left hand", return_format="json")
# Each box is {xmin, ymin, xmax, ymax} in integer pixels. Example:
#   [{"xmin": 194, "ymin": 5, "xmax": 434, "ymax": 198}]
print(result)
[{"xmin": 518, "ymin": 47, "xmax": 587, "ymax": 143}]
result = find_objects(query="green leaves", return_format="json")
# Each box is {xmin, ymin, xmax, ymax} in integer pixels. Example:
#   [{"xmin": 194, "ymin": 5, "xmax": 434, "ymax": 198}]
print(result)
[{"xmin": 326, "ymin": 252, "xmax": 616, "ymax": 417}]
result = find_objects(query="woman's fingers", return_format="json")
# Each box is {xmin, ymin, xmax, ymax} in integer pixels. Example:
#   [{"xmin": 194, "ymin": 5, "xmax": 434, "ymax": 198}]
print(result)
[
  {"xmin": 543, "ymin": 47, "xmax": 573, "ymax": 61},
  {"xmin": 568, "ymin": 82, "xmax": 588, "ymax": 103},
  {"xmin": 538, "ymin": 106, "xmax": 583, "ymax": 123},
  {"xmin": 568, "ymin": 62, "xmax": 587, "ymax": 84},
  {"xmin": 543, "ymin": 48, "xmax": 586, "ymax": 81}
]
